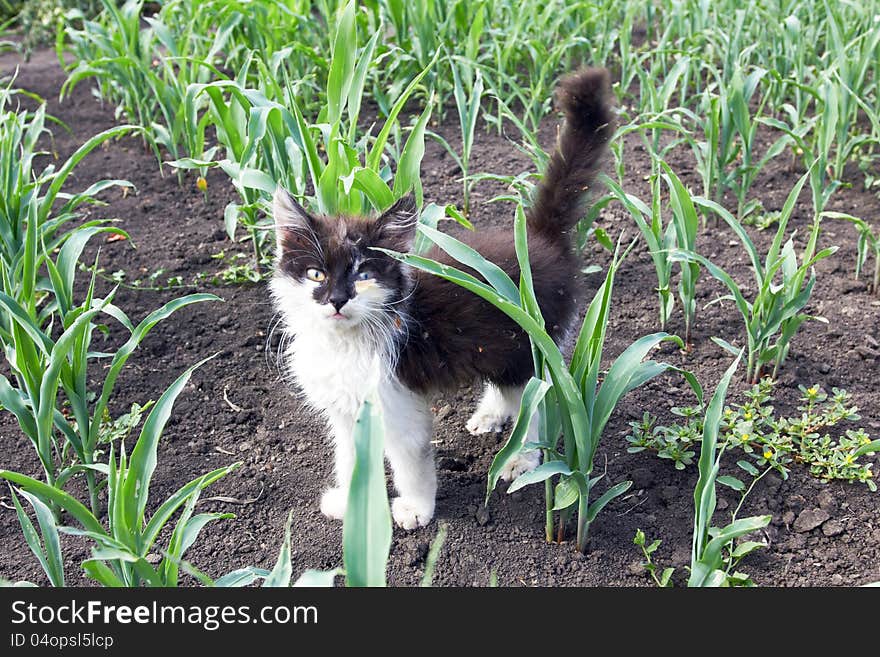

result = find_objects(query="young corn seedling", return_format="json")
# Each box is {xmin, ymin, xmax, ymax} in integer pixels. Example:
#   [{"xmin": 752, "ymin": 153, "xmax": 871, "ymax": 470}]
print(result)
[
  {"xmin": 825, "ymin": 212, "xmax": 880, "ymax": 295},
  {"xmin": 340, "ymin": 399, "xmax": 394, "ymax": 587},
  {"xmin": 480, "ymin": 0, "xmax": 590, "ymax": 133},
  {"xmin": 763, "ymin": 44, "xmax": 879, "ymax": 219},
  {"xmin": 821, "ymin": 2, "xmax": 880, "ymax": 181},
  {"xmin": 689, "ymin": 352, "xmax": 772, "ymax": 587},
  {"xmin": 610, "ymin": 3, "xmax": 644, "ymax": 103},
  {"xmin": 602, "ymin": 175, "xmax": 675, "ymax": 333},
  {"xmin": 663, "ymin": 162, "xmax": 701, "ymax": 347},
  {"xmin": 1, "ymin": 358, "xmax": 241, "ymax": 587},
  {"xmin": 62, "ymin": 1, "xmax": 156, "ymax": 150},
  {"xmin": 7, "ymin": 486, "xmax": 66, "ymax": 586},
  {"xmin": 380, "ymin": 207, "xmax": 700, "ymax": 552},
  {"xmin": 428, "ymin": 56, "xmax": 484, "ymax": 216},
  {"xmin": 608, "ymin": 108, "xmax": 690, "ymax": 190},
  {"xmin": 378, "ymin": 0, "xmax": 468, "ymax": 113},
  {"xmin": 0, "ymin": 93, "xmax": 138, "ymax": 308},
  {"xmin": 0, "ymin": 280, "xmax": 218, "ymax": 517},
  {"xmin": 63, "ymin": 0, "xmax": 241, "ymax": 175},
  {"xmin": 671, "ymin": 169, "xmax": 837, "ymax": 383},
  {"xmin": 0, "ymin": 94, "xmax": 213, "ymax": 513},
  {"xmin": 633, "ymin": 56, "xmax": 693, "ymax": 165},
  {"xmin": 0, "ymin": 94, "xmax": 161, "ymax": 519},
  {"xmin": 764, "ymin": 13, "xmax": 816, "ymax": 128},
  {"xmin": 686, "ymin": 87, "xmax": 724, "ymax": 205},
  {"xmin": 182, "ymin": 398, "xmax": 389, "ymax": 588},
  {"xmin": 721, "ymin": 66, "xmax": 792, "ymax": 221},
  {"xmin": 601, "ymin": 163, "xmax": 700, "ymax": 346},
  {"xmin": 760, "ymin": 106, "xmax": 837, "ymax": 223}
]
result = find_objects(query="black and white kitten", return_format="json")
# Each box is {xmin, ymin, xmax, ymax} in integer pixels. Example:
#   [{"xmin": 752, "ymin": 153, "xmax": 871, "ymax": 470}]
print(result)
[{"xmin": 271, "ymin": 68, "xmax": 613, "ymax": 529}]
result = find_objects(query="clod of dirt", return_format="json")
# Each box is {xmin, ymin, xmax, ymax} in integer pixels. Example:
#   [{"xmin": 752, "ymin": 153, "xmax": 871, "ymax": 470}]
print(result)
[
  {"xmin": 786, "ymin": 494, "xmax": 807, "ymax": 513},
  {"xmin": 855, "ymin": 346, "xmax": 879, "ymax": 360},
  {"xmin": 407, "ymin": 542, "xmax": 430, "ymax": 568},
  {"xmin": 435, "ymin": 404, "xmax": 453, "ymax": 421},
  {"xmin": 821, "ymin": 520, "xmax": 846, "ymax": 537},
  {"xmin": 763, "ymin": 473, "xmax": 783, "ymax": 492},
  {"xmin": 627, "ymin": 561, "xmax": 645, "ymax": 576},
  {"xmin": 629, "ymin": 467, "xmax": 655, "ymax": 489},
  {"xmin": 793, "ymin": 509, "xmax": 831, "ymax": 533},
  {"xmin": 817, "ymin": 489, "xmax": 837, "ymax": 512},
  {"xmin": 659, "ymin": 485, "xmax": 680, "ymax": 506}
]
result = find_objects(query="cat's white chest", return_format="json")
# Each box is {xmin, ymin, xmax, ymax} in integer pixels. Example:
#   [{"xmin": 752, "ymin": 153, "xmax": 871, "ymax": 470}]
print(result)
[{"xmin": 288, "ymin": 330, "xmax": 381, "ymax": 419}]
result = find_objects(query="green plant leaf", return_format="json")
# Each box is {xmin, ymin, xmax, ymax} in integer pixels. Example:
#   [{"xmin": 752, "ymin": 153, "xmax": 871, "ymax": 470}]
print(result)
[
  {"xmin": 585, "ymin": 480, "xmax": 632, "ymax": 522},
  {"xmin": 343, "ymin": 400, "xmax": 391, "ymax": 587},
  {"xmin": 507, "ymin": 461, "xmax": 572, "ymax": 494},
  {"xmin": 716, "ymin": 475, "xmax": 745, "ymax": 491},
  {"xmin": 0, "ymin": 471, "xmax": 104, "ymax": 535},
  {"xmin": 124, "ymin": 355, "xmax": 217, "ymax": 530},
  {"xmin": 262, "ymin": 510, "xmax": 294, "ymax": 587}
]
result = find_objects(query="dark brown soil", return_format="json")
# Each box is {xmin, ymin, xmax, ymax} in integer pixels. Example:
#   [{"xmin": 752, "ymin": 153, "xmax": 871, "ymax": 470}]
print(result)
[{"xmin": 1, "ymin": 48, "xmax": 878, "ymax": 587}]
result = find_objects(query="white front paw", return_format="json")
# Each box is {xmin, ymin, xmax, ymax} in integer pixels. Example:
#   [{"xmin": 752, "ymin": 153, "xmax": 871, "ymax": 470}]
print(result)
[
  {"xmin": 319, "ymin": 487, "xmax": 348, "ymax": 520},
  {"xmin": 466, "ymin": 410, "xmax": 510, "ymax": 435},
  {"xmin": 500, "ymin": 450, "xmax": 541, "ymax": 482},
  {"xmin": 391, "ymin": 496, "xmax": 435, "ymax": 530}
]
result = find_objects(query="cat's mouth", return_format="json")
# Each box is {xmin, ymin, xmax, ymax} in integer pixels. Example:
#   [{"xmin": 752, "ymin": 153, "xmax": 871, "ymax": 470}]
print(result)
[{"xmin": 330, "ymin": 312, "xmax": 348, "ymax": 320}]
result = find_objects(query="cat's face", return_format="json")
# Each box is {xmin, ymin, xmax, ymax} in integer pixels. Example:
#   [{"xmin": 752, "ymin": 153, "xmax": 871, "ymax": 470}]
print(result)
[{"xmin": 271, "ymin": 188, "xmax": 417, "ymax": 331}]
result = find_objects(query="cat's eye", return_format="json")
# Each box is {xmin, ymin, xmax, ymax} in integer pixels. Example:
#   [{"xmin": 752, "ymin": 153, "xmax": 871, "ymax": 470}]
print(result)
[
  {"xmin": 356, "ymin": 270, "xmax": 372, "ymax": 281},
  {"xmin": 305, "ymin": 268, "xmax": 326, "ymax": 282}
]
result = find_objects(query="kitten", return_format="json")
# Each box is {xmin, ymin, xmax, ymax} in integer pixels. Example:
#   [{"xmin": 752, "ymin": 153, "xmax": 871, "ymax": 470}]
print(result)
[{"xmin": 271, "ymin": 68, "xmax": 613, "ymax": 529}]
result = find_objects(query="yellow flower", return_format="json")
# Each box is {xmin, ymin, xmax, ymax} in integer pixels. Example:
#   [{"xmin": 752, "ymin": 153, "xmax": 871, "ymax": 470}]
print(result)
[
  {"xmin": 867, "ymin": 470, "xmax": 874, "ymax": 478},
  {"xmin": 763, "ymin": 450, "xmax": 773, "ymax": 460},
  {"xmin": 741, "ymin": 433, "xmax": 750, "ymax": 442},
  {"xmin": 744, "ymin": 412, "xmax": 752, "ymax": 420},
  {"xmin": 807, "ymin": 387, "xmax": 818, "ymax": 395},
  {"xmin": 196, "ymin": 176, "xmax": 208, "ymax": 192}
]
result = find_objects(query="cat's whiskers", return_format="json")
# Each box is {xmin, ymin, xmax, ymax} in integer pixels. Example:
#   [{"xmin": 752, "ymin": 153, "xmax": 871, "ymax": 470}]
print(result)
[
  {"xmin": 358, "ymin": 304, "xmax": 403, "ymax": 374},
  {"xmin": 266, "ymin": 310, "xmax": 294, "ymax": 378},
  {"xmin": 383, "ymin": 278, "xmax": 419, "ymax": 307}
]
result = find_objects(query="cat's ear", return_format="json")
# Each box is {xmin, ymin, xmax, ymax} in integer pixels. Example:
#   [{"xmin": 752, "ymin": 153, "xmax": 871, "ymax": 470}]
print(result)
[
  {"xmin": 273, "ymin": 187, "xmax": 315, "ymax": 251},
  {"xmin": 374, "ymin": 194, "xmax": 418, "ymax": 249}
]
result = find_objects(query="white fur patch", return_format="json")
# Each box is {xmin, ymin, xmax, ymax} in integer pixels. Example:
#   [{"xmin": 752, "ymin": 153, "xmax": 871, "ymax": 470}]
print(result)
[
  {"xmin": 466, "ymin": 384, "xmax": 523, "ymax": 434},
  {"xmin": 319, "ymin": 487, "xmax": 348, "ymax": 520},
  {"xmin": 270, "ymin": 274, "xmax": 388, "ymax": 417},
  {"xmin": 272, "ymin": 272, "xmax": 437, "ymax": 528}
]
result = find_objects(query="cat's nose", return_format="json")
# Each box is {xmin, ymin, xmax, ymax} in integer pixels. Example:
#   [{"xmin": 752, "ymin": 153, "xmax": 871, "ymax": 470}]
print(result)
[{"xmin": 329, "ymin": 293, "xmax": 349, "ymax": 312}]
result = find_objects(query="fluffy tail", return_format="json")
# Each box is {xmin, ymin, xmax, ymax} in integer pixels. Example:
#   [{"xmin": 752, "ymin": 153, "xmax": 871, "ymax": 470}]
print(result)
[{"xmin": 527, "ymin": 68, "xmax": 613, "ymax": 243}]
